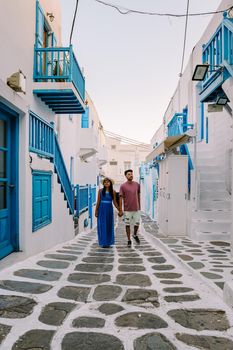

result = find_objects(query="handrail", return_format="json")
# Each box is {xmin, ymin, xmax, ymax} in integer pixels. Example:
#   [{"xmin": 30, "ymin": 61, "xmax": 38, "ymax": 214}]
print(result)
[{"xmin": 54, "ymin": 134, "xmax": 74, "ymax": 214}]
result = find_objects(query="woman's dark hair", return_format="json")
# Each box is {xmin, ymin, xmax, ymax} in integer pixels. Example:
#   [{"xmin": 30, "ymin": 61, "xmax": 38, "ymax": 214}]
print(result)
[{"xmin": 102, "ymin": 178, "xmax": 113, "ymax": 198}]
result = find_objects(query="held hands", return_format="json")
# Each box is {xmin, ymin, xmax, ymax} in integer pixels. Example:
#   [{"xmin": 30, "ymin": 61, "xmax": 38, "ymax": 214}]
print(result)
[{"xmin": 118, "ymin": 210, "xmax": 123, "ymax": 217}]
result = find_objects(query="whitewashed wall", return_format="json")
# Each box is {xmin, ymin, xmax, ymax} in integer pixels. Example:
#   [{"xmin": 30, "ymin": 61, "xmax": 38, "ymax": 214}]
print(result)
[
  {"xmin": 0, "ymin": 0, "xmax": 76, "ymax": 258},
  {"xmin": 144, "ymin": 0, "xmax": 233, "ymax": 241}
]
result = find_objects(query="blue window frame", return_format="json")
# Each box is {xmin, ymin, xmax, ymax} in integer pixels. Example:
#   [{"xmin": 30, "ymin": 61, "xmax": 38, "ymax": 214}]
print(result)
[
  {"xmin": 81, "ymin": 107, "xmax": 89, "ymax": 128},
  {"xmin": 32, "ymin": 171, "xmax": 52, "ymax": 231}
]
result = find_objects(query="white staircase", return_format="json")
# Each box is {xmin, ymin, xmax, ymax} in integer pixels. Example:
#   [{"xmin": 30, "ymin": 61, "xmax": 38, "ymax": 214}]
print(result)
[{"xmin": 191, "ymin": 149, "xmax": 231, "ymax": 241}]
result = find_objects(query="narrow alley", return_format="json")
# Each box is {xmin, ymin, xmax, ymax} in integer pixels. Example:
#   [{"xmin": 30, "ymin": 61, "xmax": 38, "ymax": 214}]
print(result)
[{"xmin": 0, "ymin": 216, "xmax": 233, "ymax": 349}]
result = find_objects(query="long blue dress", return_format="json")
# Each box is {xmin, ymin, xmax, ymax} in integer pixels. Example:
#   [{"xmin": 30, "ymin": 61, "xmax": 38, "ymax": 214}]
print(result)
[{"xmin": 97, "ymin": 191, "xmax": 114, "ymax": 247}]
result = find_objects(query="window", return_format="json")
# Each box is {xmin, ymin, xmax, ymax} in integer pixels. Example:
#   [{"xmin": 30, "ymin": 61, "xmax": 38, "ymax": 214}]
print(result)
[
  {"xmin": 32, "ymin": 171, "xmax": 52, "ymax": 231},
  {"xmin": 124, "ymin": 161, "xmax": 131, "ymax": 171},
  {"xmin": 111, "ymin": 145, "xmax": 116, "ymax": 150},
  {"xmin": 110, "ymin": 161, "xmax": 117, "ymax": 165}
]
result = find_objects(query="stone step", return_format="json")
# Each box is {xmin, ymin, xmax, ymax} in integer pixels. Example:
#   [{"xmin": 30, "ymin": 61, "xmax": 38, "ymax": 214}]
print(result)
[
  {"xmin": 199, "ymin": 199, "xmax": 231, "ymax": 210},
  {"xmin": 198, "ymin": 165, "xmax": 221, "ymax": 173},
  {"xmin": 200, "ymin": 181, "xmax": 226, "ymax": 191},
  {"xmin": 200, "ymin": 190, "xmax": 230, "ymax": 201},
  {"xmin": 193, "ymin": 230, "xmax": 230, "ymax": 241},
  {"xmin": 200, "ymin": 172, "xmax": 225, "ymax": 181},
  {"xmin": 192, "ymin": 209, "xmax": 231, "ymax": 220},
  {"xmin": 192, "ymin": 219, "xmax": 231, "ymax": 232}
]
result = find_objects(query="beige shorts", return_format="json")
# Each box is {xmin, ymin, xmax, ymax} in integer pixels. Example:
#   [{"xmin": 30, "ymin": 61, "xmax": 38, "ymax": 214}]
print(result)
[{"xmin": 124, "ymin": 211, "xmax": 140, "ymax": 226}]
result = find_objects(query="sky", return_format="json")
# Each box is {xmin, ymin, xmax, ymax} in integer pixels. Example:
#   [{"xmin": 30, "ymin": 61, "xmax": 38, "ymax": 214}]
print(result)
[{"xmin": 60, "ymin": 0, "xmax": 222, "ymax": 143}]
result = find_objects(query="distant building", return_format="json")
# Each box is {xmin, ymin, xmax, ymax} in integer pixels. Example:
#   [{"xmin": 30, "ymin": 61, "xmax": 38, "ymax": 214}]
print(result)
[{"xmin": 104, "ymin": 137, "xmax": 150, "ymax": 191}]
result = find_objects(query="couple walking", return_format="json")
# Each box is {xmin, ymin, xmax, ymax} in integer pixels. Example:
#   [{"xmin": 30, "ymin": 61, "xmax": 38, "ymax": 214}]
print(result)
[{"xmin": 95, "ymin": 169, "xmax": 140, "ymax": 248}]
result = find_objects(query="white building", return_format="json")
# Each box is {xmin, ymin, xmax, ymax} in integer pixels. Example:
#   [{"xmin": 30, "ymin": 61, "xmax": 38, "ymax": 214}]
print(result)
[
  {"xmin": 0, "ymin": 0, "xmax": 107, "ymax": 263},
  {"xmin": 104, "ymin": 137, "xmax": 150, "ymax": 191},
  {"xmin": 142, "ymin": 0, "xmax": 233, "ymax": 246}
]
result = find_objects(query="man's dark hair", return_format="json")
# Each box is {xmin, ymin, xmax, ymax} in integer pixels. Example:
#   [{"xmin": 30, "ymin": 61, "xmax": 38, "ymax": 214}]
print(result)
[{"xmin": 124, "ymin": 169, "xmax": 133, "ymax": 176}]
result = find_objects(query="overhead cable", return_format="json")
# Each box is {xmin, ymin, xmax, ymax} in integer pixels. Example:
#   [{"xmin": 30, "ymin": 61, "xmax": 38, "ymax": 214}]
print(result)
[
  {"xmin": 104, "ymin": 130, "xmax": 151, "ymax": 149},
  {"xmin": 94, "ymin": 0, "xmax": 233, "ymax": 18},
  {"xmin": 179, "ymin": 0, "xmax": 190, "ymax": 77},
  {"xmin": 69, "ymin": 0, "xmax": 79, "ymax": 45},
  {"xmin": 104, "ymin": 130, "xmax": 150, "ymax": 145}
]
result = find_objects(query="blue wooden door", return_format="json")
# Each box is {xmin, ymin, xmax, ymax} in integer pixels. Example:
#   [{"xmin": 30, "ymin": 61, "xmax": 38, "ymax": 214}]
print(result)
[{"xmin": 0, "ymin": 109, "xmax": 18, "ymax": 259}]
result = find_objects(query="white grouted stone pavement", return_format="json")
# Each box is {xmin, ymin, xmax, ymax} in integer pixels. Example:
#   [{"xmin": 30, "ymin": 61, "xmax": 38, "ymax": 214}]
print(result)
[{"xmin": 0, "ymin": 218, "xmax": 233, "ymax": 349}]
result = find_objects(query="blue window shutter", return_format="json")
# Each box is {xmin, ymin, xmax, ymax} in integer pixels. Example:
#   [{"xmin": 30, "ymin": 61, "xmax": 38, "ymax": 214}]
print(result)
[
  {"xmin": 81, "ymin": 107, "xmax": 89, "ymax": 128},
  {"xmin": 36, "ymin": 1, "xmax": 44, "ymax": 47},
  {"xmin": 32, "ymin": 171, "xmax": 52, "ymax": 231}
]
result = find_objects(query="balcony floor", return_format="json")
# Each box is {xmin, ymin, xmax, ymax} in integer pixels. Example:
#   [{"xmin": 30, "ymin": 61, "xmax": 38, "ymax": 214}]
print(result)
[{"xmin": 33, "ymin": 82, "xmax": 85, "ymax": 114}]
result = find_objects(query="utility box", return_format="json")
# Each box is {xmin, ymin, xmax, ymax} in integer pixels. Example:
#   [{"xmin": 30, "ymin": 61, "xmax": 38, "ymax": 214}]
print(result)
[{"xmin": 158, "ymin": 154, "xmax": 188, "ymax": 236}]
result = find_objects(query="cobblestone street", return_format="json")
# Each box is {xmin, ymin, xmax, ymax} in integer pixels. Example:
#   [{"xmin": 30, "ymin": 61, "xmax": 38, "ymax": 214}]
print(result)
[{"xmin": 0, "ymin": 217, "xmax": 233, "ymax": 349}]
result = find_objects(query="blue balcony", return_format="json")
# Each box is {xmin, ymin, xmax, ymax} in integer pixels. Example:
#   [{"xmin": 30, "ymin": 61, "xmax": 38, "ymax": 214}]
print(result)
[
  {"xmin": 200, "ymin": 13, "xmax": 233, "ymax": 102},
  {"xmin": 33, "ymin": 46, "xmax": 85, "ymax": 114}
]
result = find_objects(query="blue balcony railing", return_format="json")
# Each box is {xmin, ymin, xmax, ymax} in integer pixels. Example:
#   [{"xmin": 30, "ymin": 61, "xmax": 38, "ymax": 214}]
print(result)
[
  {"xmin": 91, "ymin": 186, "xmax": 97, "ymax": 205},
  {"xmin": 202, "ymin": 14, "xmax": 233, "ymax": 90},
  {"xmin": 34, "ymin": 45, "xmax": 85, "ymax": 101},
  {"xmin": 29, "ymin": 112, "xmax": 54, "ymax": 158}
]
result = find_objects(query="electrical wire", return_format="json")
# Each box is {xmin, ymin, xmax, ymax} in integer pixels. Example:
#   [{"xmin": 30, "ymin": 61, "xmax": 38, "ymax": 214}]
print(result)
[
  {"xmin": 69, "ymin": 0, "xmax": 79, "ymax": 45},
  {"xmin": 94, "ymin": 0, "xmax": 233, "ymax": 18},
  {"xmin": 179, "ymin": 0, "xmax": 190, "ymax": 77},
  {"xmin": 104, "ymin": 130, "xmax": 151, "ymax": 149},
  {"xmin": 104, "ymin": 130, "xmax": 150, "ymax": 145}
]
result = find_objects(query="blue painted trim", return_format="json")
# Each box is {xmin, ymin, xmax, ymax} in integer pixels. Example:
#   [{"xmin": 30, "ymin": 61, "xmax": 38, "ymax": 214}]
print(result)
[
  {"xmin": 81, "ymin": 107, "xmax": 89, "ymax": 128},
  {"xmin": 0, "ymin": 103, "xmax": 19, "ymax": 256}
]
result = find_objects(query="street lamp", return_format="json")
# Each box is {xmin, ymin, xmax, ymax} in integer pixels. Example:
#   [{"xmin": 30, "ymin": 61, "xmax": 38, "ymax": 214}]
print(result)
[
  {"xmin": 192, "ymin": 64, "xmax": 224, "ymax": 81},
  {"xmin": 215, "ymin": 94, "xmax": 230, "ymax": 106},
  {"xmin": 192, "ymin": 64, "xmax": 209, "ymax": 81},
  {"xmin": 47, "ymin": 12, "xmax": 55, "ymax": 22}
]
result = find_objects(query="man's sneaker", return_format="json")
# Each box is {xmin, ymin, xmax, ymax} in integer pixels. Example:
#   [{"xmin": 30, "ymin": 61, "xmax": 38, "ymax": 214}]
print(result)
[
  {"xmin": 127, "ymin": 240, "xmax": 132, "ymax": 247},
  {"xmin": 133, "ymin": 235, "xmax": 140, "ymax": 244}
]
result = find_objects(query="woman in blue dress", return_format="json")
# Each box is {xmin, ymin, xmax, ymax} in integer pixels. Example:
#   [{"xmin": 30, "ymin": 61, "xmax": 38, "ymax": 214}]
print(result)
[{"xmin": 95, "ymin": 178, "xmax": 120, "ymax": 247}]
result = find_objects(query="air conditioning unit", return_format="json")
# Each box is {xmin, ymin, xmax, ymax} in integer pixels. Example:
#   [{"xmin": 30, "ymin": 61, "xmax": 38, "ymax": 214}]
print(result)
[{"xmin": 7, "ymin": 70, "xmax": 26, "ymax": 94}]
